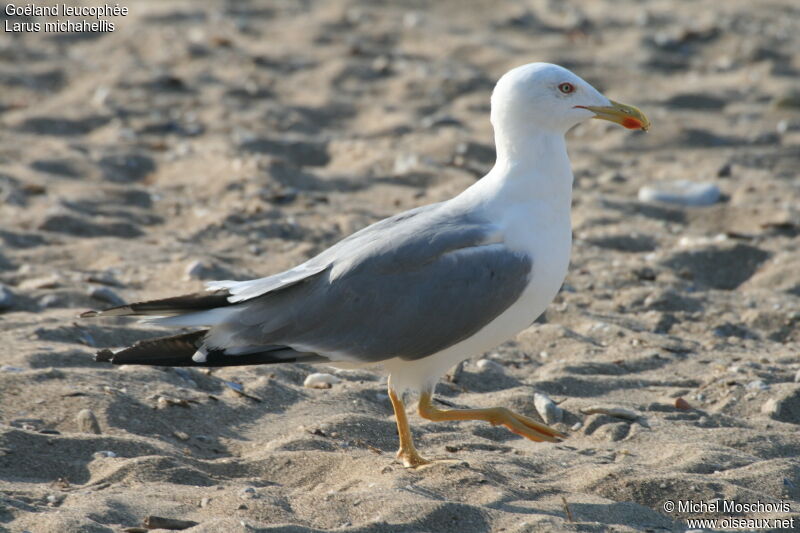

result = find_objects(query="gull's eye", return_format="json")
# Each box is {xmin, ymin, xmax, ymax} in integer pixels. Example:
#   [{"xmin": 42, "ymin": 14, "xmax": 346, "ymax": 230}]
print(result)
[{"xmin": 558, "ymin": 82, "xmax": 575, "ymax": 94}]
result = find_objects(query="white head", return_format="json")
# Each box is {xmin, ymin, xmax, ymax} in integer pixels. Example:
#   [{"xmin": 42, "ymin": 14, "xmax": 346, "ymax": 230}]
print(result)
[{"xmin": 490, "ymin": 63, "xmax": 649, "ymax": 138}]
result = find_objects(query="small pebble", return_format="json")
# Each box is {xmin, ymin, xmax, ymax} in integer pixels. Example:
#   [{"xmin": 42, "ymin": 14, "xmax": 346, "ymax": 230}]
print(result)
[
  {"xmin": 793, "ymin": 369, "xmax": 800, "ymax": 383},
  {"xmin": 674, "ymin": 397, "xmax": 691, "ymax": 410},
  {"xmin": 39, "ymin": 294, "xmax": 60, "ymax": 308},
  {"xmin": 371, "ymin": 55, "xmax": 391, "ymax": 74},
  {"xmin": 580, "ymin": 406, "xmax": 641, "ymax": 421},
  {"xmin": 84, "ymin": 271, "xmax": 123, "ymax": 287},
  {"xmin": 240, "ymin": 487, "xmax": 258, "ymax": 499},
  {"xmin": 88, "ymin": 286, "xmax": 125, "ymax": 306},
  {"xmin": 200, "ymin": 497, "xmax": 211, "ymax": 508},
  {"xmin": 303, "ymin": 373, "xmax": 341, "ymax": 389},
  {"xmin": 598, "ymin": 170, "xmax": 626, "ymax": 184},
  {"xmin": 93, "ymin": 450, "xmax": 117, "ymax": 459},
  {"xmin": 533, "ymin": 392, "xmax": 563, "ymax": 424},
  {"xmin": 403, "ymin": 11, "xmax": 423, "ymax": 28},
  {"xmin": 745, "ymin": 380, "xmax": 768, "ymax": 391},
  {"xmin": 185, "ymin": 260, "xmax": 209, "ymax": 280},
  {"xmin": 475, "ymin": 359, "xmax": 504, "ymax": 372},
  {"xmin": 157, "ymin": 396, "xmax": 191, "ymax": 408},
  {"xmin": 222, "ymin": 381, "xmax": 244, "ymax": 393},
  {"xmin": 173, "ymin": 431, "xmax": 190, "ymax": 441},
  {"xmin": 772, "ymin": 90, "xmax": 800, "ymax": 110},
  {"xmin": 393, "ymin": 153, "xmax": 420, "ymax": 175},
  {"xmin": 0, "ymin": 283, "xmax": 16, "ymax": 310},
  {"xmin": 716, "ymin": 163, "xmax": 732, "ymax": 177},
  {"xmin": 421, "ymin": 114, "xmax": 461, "ymax": 129},
  {"xmin": 75, "ymin": 409, "xmax": 101, "ymax": 434},
  {"xmin": 638, "ymin": 180, "xmax": 721, "ymax": 207}
]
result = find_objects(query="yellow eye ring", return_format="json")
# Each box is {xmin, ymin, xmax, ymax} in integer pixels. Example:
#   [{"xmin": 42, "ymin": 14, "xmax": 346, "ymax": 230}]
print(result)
[{"xmin": 558, "ymin": 83, "xmax": 575, "ymax": 94}]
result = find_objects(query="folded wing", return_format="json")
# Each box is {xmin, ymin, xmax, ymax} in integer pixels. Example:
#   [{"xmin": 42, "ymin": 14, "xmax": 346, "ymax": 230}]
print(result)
[
  {"xmin": 88, "ymin": 203, "xmax": 532, "ymax": 366},
  {"xmin": 202, "ymin": 206, "xmax": 532, "ymax": 363}
]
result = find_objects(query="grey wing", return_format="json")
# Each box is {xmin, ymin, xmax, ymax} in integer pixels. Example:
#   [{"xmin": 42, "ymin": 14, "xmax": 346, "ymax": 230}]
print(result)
[
  {"xmin": 205, "ymin": 203, "xmax": 441, "ymax": 303},
  {"xmin": 206, "ymin": 215, "xmax": 532, "ymax": 363},
  {"xmin": 206, "ymin": 261, "xmax": 330, "ymax": 303}
]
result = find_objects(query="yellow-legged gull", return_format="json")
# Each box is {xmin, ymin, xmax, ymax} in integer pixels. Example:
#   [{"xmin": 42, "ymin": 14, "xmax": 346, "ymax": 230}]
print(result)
[{"xmin": 84, "ymin": 62, "xmax": 649, "ymax": 468}]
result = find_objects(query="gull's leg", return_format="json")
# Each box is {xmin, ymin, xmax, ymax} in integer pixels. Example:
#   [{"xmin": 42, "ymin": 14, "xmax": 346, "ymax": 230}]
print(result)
[
  {"xmin": 418, "ymin": 392, "xmax": 566, "ymax": 442},
  {"xmin": 388, "ymin": 381, "xmax": 430, "ymax": 468}
]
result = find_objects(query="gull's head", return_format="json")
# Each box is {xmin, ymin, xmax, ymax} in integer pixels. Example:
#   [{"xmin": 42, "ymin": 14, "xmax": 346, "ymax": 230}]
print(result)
[{"xmin": 491, "ymin": 63, "xmax": 650, "ymax": 136}]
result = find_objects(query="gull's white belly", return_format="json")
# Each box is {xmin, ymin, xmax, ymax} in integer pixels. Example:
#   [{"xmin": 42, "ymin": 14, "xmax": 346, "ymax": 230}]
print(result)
[{"xmin": 385, "ymin": 213, "xmax": 572, "ymax": 393}]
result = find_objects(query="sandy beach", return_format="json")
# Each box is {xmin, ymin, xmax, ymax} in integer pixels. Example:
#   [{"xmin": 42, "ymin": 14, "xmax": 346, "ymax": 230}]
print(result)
[{"xmin": 1, "ymin": 1, "xmax": 799, "ymax": 531}]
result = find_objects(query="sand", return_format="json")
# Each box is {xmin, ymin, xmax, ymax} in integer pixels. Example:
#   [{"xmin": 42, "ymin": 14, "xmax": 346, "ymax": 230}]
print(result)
[{"xmin": 1, "ymin": 1, "xmax": 799, "ymax": 531}]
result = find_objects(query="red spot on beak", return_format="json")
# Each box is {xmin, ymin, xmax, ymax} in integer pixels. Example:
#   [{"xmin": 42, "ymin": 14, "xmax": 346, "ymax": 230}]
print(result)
[{"xmin": 622, "ymin": 117, "xmax": 643, "ymax": 130}]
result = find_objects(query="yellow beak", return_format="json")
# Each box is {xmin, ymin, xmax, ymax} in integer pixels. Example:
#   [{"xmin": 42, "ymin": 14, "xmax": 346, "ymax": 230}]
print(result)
[{"xmin": 575, "ymin": 99, "xmax": 650, "ymax": 131}]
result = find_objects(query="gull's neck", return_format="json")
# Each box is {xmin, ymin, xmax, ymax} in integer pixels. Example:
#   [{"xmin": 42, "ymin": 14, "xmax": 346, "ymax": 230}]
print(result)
[{"xmin": 460, "ymin": 129, "xmax": 574, "ymax": 212}]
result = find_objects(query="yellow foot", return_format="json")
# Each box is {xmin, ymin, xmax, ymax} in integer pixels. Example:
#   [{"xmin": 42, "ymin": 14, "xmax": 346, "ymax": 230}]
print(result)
[
  {"xmin": 418, "ymin": 393, "xmax": 566, "ymax": 443},
  {"xmin": 397, "ymin": 448, "xmax": 432, "ymax": 469},
  {"xmin": 502, "ymin": 408, "xmax": 566, "ymax": 442}
]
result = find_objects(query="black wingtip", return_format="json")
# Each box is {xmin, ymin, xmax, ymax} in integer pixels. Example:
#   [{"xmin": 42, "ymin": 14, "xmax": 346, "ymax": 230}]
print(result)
[
  {"xmin": 79, "ymin": 290, "xmax": 232, "ymax": 319},
  {"xmin": 80, "ymin": 305, "xmax": 136, "ymax": 318},
  {"xmin": 95, "ymin": 349, "xmax": 114, "ymax": 363}
]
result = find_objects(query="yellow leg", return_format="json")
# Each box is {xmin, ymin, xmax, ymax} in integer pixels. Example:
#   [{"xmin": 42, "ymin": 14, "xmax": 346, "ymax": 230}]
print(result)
[
  {"xmin": 418, "ymin": 392, "xmax": 566, "ymax": 442},
  {"xmin": 388, "ymin": 382, "xmax": 431, "ymax": 468}
]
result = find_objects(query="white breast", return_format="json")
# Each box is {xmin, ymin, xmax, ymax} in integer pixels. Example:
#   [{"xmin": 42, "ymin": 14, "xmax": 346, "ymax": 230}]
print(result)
[
  {"xmin": 385, "ymin": 196, "xmax": 573, "ymax": 393},
  {"xmin": 384, "ymin": 129, "xmax": 575, "ymax": 393}
]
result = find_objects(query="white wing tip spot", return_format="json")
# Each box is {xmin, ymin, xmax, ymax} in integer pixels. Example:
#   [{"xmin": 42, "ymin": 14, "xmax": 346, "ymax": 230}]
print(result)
[{"xmin": 192, "ymin": 347, "xmax": 208, "ymax": 363}]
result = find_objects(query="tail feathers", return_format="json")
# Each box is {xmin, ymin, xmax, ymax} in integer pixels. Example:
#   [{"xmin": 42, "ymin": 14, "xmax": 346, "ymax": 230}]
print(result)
[
  {"xmin": 95, "ymin": 330, "xmax": 325, "ymax": 367},
  {"xmin": 81, "ymin": 290, "xmax": 232, "ymax": 318},
  {"xmin": 95, "ymin": 330, "xmax": 207, "ymax": 365}
]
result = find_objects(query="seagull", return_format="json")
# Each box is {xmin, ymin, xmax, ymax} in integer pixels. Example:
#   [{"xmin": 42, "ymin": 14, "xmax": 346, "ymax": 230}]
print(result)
[{"xmin": 83, "ymin": 63, "xmax": 649, "ymax": 468}]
